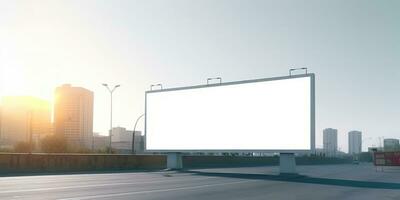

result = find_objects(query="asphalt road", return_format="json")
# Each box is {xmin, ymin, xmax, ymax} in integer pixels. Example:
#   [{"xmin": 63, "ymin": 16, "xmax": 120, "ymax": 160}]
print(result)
[{"xmin": 1, "ymin": 163, "xmax": 399, "ymax": 200}]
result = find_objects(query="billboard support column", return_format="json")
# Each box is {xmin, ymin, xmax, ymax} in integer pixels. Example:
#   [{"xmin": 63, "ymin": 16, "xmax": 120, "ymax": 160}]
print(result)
[
  {"xmin": 279, "ymin": 153, "xmax": 297, "ymax": 175},
  {"xmin": 167, "ymin": 153, "xmax": 183, "ymax": 169}
]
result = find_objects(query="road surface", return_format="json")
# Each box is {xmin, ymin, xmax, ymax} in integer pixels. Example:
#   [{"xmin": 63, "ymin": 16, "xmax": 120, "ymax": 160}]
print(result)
[{"xmin": 1, "ymin": 163, "xmax": 399, "ymax": 200}]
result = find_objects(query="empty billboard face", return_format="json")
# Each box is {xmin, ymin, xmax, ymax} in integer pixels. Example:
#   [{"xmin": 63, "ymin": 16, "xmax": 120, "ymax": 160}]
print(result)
[{"xmin": 145, "ymin": 74, "xmax": 314, "ymax": 152}]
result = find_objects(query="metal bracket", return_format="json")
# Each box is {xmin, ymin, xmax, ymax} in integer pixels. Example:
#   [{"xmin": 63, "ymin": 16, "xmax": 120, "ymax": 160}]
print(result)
[
  {"xmin": 150, "ymin": 84, "xmax": 163, "ymax": 91},
  {"xmin": 206, "ymin": 77, "xmax": 222, "ymax": 85},
  {"xmin": 289, "ymin": 68, "xmax": 308, "ymax": 76}
]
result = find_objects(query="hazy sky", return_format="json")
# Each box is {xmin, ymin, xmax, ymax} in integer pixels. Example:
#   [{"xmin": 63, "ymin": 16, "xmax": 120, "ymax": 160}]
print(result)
[{"xmin": 0, "ymin": 0, "xmax": 399, "ymax": 151}]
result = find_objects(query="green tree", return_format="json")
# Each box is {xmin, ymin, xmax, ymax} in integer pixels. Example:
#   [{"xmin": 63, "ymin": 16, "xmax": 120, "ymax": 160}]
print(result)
[
  {"xmin": 14, "ymin": 141, "xmax": 33, "ymax": 153},
  {"xmin": 41, "ymin": 135, "xmax": 68, "ymax": 153}
]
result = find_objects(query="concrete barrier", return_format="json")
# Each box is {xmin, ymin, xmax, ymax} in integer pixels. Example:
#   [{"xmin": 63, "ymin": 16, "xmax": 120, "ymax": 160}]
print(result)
[
  {"xmin": 183, "ymin": 156, "xmax": 352, "ymax": 168},
  {"xmin": 0, "ymin": 153, "xmax": 166, "ymax": 173},
  {"xmin": 0, "ymin": 153, "xmax": 352, "ymax": 174}
]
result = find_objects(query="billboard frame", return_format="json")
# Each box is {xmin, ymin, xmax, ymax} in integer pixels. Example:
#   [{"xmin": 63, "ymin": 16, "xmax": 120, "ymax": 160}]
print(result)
[{"xmin": 144, "ymin": 73, "xmax": 315, "ymax": 153}]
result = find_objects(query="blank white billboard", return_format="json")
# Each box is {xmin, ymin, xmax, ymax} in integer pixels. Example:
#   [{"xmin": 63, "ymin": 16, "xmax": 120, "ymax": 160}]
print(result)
[{"xmin": 145, "ymin": 74, "xmax": 315, "ymax": 152}]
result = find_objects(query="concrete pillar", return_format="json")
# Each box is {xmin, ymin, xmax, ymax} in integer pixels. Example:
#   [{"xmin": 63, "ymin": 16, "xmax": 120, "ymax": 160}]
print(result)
[
  {"xmin": 167, "ymin": 153, "xmax": 183, "ymax": 170},
  {"xmin": 279, "ymin": 153, "xmax": 297, "ymax": 175}
]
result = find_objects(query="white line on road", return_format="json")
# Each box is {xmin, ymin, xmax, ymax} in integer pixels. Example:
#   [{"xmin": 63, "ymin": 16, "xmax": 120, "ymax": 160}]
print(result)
[
  {"xmin": 59, "ymin": 180, "xmax": 258, "ymax": 200},
  {"xmin": 0, "ymin": 171, "xmax": 185, "ymax": 182},
  {"xmin": 0, "ymin": 176, "xmax": 216, "ymax": 194}
]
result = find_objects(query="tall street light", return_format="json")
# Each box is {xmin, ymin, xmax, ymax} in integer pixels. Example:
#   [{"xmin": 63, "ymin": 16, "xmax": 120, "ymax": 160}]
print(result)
[
  {"xmin": 28, "ymin": 111, "xmax": 33, "ymax": 154},
  {"xmin": 102, "ymin": 83, "xmax": 120, "ymax": 153},
  {"xmin": 131, "ymin": 114, "xmax": 145, "ymax": 154}
]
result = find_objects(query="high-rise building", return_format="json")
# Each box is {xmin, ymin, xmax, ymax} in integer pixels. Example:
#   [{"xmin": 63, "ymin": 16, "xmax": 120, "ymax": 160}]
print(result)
[
  {"xmin": 383, "ymin": 138, "xmax": 400, "ymax": 152},
  {"xmin": 54, "ymin": 84, "xmax": 94, "ymax": 149},
  {"xmin": 348, "ymin": 130, "xmax": 362, "ymax": 155},
  {"xmin": 111, "ymin": 127, "xmax": 143, "ymax": 153},
  {"xmin": 0, "ymin": 96, "xmax": 51, "ymax": 148},
  {"xmin": 323, "ymin": 128, "xmax": 338, "ymax": 157},
  {"xmin": 111, "ymin": 127, "xmax": 131, "ymax": 143}
]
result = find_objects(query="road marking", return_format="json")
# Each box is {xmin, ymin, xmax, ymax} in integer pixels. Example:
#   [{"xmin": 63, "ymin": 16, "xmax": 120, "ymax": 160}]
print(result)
[
  {"xmin": 0, "ymin": 172, "xmax": 197, "ymax": 186},
  {"xmin": 0, "ymin": 176, "xmax": 216, "ymax": 194},
  {"xmin": 59, "ymin": 180, "xmax": 258, "ymax": 200},
  {"xmin": 0, "ymin": 171, "xmax": 182, "ymax": 182}
]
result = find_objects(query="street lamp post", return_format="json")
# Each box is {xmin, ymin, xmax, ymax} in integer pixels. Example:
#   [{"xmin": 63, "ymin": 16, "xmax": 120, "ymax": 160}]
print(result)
[
  {"xmin": 131, "ymin": 114, "xmax": 145, "ymax": 154},
  {"xmin": 29, "ymin": 111, "xmax": 33, "ymax": 154},
  {"xmin": 102, "ymin": 83, "xmax": 120, "ymax": 153},
  {"xmin": 132, "ymin": 83, "xmax": 162, "ymax": 154}
]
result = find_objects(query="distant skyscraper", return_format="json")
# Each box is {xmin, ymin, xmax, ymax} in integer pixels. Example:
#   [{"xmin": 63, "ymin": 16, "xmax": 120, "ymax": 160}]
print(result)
[
  {"xmin": 323, "ymin": 128, "xmax": 338, "ymax": 157},
  {"xmin": 348, "ymin": 131, "xmax": 362, "ymax": 155},
  {"xmin": 383, "ymin": 138, "xmax": 400, "ymax": 152},
  {"xmin": 54, "ymin": 84, "xmax": 94, "ymax": 149},
  {"xmin": 0, "ymin": 96, "xmax": 51, "ymax": 148}
]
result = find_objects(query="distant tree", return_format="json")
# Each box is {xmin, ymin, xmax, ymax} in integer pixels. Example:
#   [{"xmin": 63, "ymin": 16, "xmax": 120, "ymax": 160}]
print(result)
[
  {"xmin": 93, "ymin": 147, "xmax": 117, "ymax": 154},
  {"xmin": 71, "ymin": 147, "xmax": 93, "ymax": 154},
  {"xmin": 358, "ymin": 152, "xmax": 373, "ymax": 162},
  {"xmin": 0, "ymin": 148, "xmax": 12, "ymax": 153},
  {"xmin": 41, "ymin": 135, "xmax": 68, "ymax": 153},
  {"xmin": 14, "ymin": 141, "xmax": 33, "ymax": 153},
  {"xmin": 104, "ymin": 147, "xmax": 117, "ymax": 154}
]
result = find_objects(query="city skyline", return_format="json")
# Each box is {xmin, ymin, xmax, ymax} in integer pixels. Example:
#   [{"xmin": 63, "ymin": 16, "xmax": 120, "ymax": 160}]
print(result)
[
  {"xmin": 0, "ymin": 90, "xmax": 392, "ymax": 153},
  {"xmin": 0, "ymin": 96, "xmax": 52, "ymax": 147},
  {"xmin": 1, "ymin": 0, "xmax": 399, "ymax": 152}
]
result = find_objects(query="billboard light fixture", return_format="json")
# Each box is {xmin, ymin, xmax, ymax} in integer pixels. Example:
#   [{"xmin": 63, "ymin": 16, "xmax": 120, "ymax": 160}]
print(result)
[
  {"xmin": 206, "ymin": 77, "xmax": 222, "ymax": 85},
  {"xmin": 150, "ymin": 84, "xmax": 163, "ymax": 91},
  {"xmin": 289, "ymin": 68, "xmax": 308, "ymax": 76}
]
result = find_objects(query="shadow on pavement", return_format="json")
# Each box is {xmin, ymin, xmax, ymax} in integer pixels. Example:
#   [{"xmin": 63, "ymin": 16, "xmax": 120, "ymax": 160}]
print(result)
[{"xmin": 184, "ymin": 170, "xmax": 400, "ymax": 190}]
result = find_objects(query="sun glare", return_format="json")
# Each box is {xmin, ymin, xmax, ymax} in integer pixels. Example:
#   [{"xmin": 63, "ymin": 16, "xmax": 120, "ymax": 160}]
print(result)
[
  {"xmin": 0, "ymin": 64, "xmax": 26, "ymax": 96},
  {"xmin": 0, "ymin": 61, "xmax": 52, "ymax": 101}
]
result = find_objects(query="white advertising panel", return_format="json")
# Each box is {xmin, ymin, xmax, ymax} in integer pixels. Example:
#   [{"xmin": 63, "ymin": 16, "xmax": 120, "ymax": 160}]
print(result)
[{"xmin": 145, "ymin": 74, "xmax": 315, "ymax": 152}]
